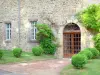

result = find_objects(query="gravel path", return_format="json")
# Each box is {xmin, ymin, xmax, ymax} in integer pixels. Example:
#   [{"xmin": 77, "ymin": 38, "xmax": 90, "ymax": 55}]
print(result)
[{"xmin": 0, "ymin": 59, "xmax": 70, "ymax": 75}]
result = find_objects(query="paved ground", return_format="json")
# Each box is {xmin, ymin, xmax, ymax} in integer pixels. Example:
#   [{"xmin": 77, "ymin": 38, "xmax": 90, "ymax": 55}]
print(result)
[
  {"xmin": 0, "ymin": 59, "xmax": 70, "ymax": 75},
  {"xmin": 0, "ymin": 69, "xmax": 25, "ymax": 75}
]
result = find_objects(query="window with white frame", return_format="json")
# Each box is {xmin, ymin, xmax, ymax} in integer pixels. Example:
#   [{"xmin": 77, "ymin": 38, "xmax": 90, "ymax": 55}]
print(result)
[
  {"xmin": 6, "ymin": 23, "xmax": 11, "ymax": 40},
  {"xmin": 31, "ymin": 21, "xmax": 37, "ymax": 40}
]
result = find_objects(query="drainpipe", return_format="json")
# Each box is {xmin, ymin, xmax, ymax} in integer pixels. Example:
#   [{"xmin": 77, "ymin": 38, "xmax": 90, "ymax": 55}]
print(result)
[{"xmin": 18, "ymin": 0, "xmax": 21, "ymax": 47}]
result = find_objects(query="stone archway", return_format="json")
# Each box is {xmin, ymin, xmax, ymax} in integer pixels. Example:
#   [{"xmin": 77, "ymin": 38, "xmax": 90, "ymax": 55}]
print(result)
[{"xmin": 63, "ymin": 23, "xmax": 81, "ymax": 58}]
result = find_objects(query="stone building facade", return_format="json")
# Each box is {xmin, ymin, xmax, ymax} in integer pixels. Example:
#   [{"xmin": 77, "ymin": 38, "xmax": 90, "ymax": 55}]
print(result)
[{"xmin": 0, "ymin": 0, "xmax": 100, "ymax": 58}]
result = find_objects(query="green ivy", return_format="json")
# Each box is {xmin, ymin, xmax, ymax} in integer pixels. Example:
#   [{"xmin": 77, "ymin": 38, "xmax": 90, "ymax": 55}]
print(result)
[
  {"xmin": 77, "ymin": 4, "xmax": 100, "ymax": 32},
  {"xmin": 93, "ymin": 33, "xmax": 100, "ymax": 52},
  {"xmin": 77, "ymin": 4, "xmax": 100, "ymax": 52},
  {"xmin": 36, "ymin": 24, "xmax": 57, "ymax": 55}
]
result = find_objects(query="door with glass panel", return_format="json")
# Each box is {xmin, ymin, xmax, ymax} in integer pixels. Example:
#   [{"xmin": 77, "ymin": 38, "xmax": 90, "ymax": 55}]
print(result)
[{"xmin": 63, "ymin": 32, "xmax": 81, "ymax": 58}]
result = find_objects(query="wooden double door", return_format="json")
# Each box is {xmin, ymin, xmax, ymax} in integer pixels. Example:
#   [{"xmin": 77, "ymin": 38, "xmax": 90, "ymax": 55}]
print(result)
[{"xmin": 63, "ymin": 32, "xmax": 81, "ymax": 58}]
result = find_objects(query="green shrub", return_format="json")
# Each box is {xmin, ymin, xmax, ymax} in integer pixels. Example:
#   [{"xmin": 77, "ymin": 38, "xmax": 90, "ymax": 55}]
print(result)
[
  {"xmin": 40, "ymin": 39, "xmax": 56, "ymax": 54},
  {"xmin": 93, "ymin": 33, "xmax": 100, "ymax": 52},
  {"xmin": 0, "ymin": 50, "xmax": 3, "ymax": 59},
  {"xmin": 88, "ymin": 48, "xmax": 99, "ymax": 58},
  {"xmin": 72, "ymin": 54, "xmax": 88, "ymax": 69},
  {"xmin": 13, "ymin": 48, "xmax": 22, "ymax": 58},
  {"xmin": 32, "ymin": 46, "xmax": 44, "ymax": 56},
  {"xmin": 36, "ymin": 24, "xmax": 57, "ymax": 55},
  {"xmin": 76, "ymin": 4, "xmax": 100, "ymax": 32},
  {"xmin": 79, "ymin": 50, "xmax": 93, "ymax": 59}
]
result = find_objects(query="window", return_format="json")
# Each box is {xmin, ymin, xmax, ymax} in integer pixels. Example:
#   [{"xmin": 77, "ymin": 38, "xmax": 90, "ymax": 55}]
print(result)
[
  {"xmin": 6, "ymin": 23, "xmax": 11, "ymax": 40},
  {"xmin": 31, "ymin": 21, "xmax": 37, "ymax": 40}
]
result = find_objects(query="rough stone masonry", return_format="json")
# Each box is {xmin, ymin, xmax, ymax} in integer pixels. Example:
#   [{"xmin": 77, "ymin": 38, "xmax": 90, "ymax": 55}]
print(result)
[{"xmin": 0, "ymin": 0, "xmax": 100, "ymax": 58}]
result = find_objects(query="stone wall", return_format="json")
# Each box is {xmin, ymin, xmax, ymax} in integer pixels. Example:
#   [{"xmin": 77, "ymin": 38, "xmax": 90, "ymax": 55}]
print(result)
[
  {"xmin": 0, "ymin": 0, "xmax": 99, "ymax": 58},
  {"xmin": 0, "ymin": 0, "xmax": 19, "ymax": 50},
  {"xmin": 19, "ymin": 0, "xmax": 83, "ymax": 51}
]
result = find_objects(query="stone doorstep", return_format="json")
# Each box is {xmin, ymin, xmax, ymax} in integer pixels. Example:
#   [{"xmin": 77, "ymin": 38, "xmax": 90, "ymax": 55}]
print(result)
[{"xmin": 0, "ymin": 69, "xmax": 25, "ymax": 75}]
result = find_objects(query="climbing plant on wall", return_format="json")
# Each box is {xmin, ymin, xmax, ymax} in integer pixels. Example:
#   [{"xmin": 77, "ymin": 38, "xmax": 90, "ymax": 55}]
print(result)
[
  {"xmin": 36, "ymin": 24, "xmax": 57, "ymax": 55},
  {"xmin": 77, "ymin": 4, "xmax": 100, "ymax": 32},
  {"xmin": 77, "ymin": 4, "xmax": 100, "ymax": 52}
]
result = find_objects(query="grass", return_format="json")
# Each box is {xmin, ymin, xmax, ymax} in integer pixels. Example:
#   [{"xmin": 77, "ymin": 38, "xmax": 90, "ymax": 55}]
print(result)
[
  {"xmin": 60, "ymin": 58, "xmax": 100, "ymax": 75},
  {"xmin": 0, "ymin": 50, "xmax": 56, "ymax": 64}
]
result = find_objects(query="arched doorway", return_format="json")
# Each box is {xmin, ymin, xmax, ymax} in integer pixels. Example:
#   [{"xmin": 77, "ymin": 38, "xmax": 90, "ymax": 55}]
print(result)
[{"xmin": 63, "ymin": 23, "xmax": 81, "ymax": 58}]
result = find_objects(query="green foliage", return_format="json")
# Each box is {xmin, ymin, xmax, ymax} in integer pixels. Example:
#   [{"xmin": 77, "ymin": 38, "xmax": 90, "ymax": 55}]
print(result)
[
  {"xmin": 0, "ymin": 50, "xmax": 56, "ymax": 64},
  {"xmin": 36, "ymin": 24, "xmax": 57, "ymax": 55},
  {"xmin": 32, "ymin": 46, "xmax": 44, "ymax": 56},
  {"xmin": 0, "ymin": 50, "xmax": 3, "ymax": 59},
  {"xmin": 61, "ymin": 59, "xmax": 100, "ymax": 75},
  {"xmin": 77, "ymin": 4, "xmax": 100, "ymax": 59},
  {"xmin": 40, "ymin": 39, "xmax": 56, "ymax": 54},
  {"xmin": 72, "ymin": 54, "xmax": 88, "ymax": 69},
  {"xmin": 93, "ymin": 33, "xmax": 100, "ymax": 41},
  {"xmin": 93, "ymin": 33, "xmax": 100, "ymax": 52},
  {"xmin": 87, "ymin": 48, "xmax": 99, "ymax": 58},
  {"xmin": 77, "ymin": 4, "xmax": 100, "ymax": 32},
  {"xmin": 79, "ymin": 50, "xmax": 93, "ymax": 59},
  {"xmin": 36, "ymin": 24, "xmax": 55, "ymax": 41},
  {"xmin": 13, "ymin": 48, "xmax": 22, "ymax": 58}
]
